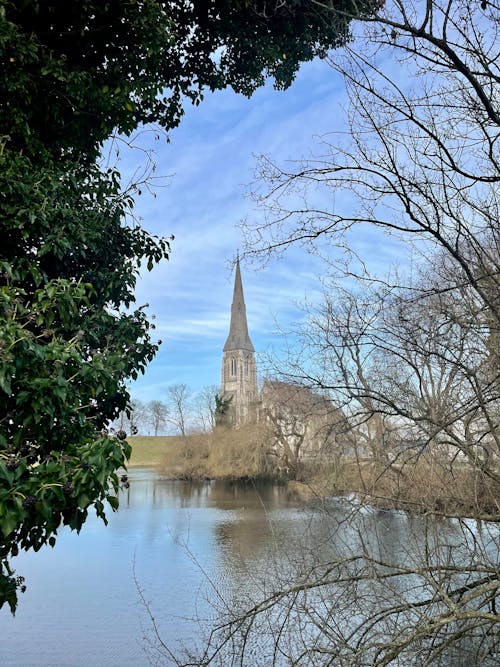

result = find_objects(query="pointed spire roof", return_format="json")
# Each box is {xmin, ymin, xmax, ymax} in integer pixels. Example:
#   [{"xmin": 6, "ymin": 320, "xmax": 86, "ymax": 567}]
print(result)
[{"xmin": 223, "ymin": 257, "xmax": 254, "ymax": 352}]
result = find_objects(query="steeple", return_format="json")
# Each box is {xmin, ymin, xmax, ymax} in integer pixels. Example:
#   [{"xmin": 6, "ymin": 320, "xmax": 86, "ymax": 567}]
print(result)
[
  {"xmin": 220, "ymin": 257, "xmax": 258, "ymax": 426},
  {"xmin": 223, "ymin": 257, "xmax": 254, "ymax": 352}
]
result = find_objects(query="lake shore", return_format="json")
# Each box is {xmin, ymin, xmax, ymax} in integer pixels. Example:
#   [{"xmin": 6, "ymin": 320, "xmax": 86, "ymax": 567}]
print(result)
[{"xmin": 127, "ymin": 434, "xmax": 500, "ymax": 519}]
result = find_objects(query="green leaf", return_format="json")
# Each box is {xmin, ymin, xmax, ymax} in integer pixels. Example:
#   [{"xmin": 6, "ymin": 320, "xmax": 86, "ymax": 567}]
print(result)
[
  {"xmin": 106, "ymin": 495, "xmax": 119, "ymax": 511},
  {"xmin": 77, "ymin": 493, "xmax": 90, "ymax": 509},
  {"xmin": 0, "ymin": 514, "xmax": 18, "ymax": 539},
  {"xmin": 0, "ymin": 373, "xmax": 12, "ymax": 396}
]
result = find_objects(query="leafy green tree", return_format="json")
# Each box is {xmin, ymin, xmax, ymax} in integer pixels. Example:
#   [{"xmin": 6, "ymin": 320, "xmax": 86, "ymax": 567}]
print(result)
[
  {"xmin": 215, "ymin": 393, "xmax": 233, "ymax": 427},
  {"xmin": 0, "ymin": 0, "xmax": 375, "ymax": 612}
]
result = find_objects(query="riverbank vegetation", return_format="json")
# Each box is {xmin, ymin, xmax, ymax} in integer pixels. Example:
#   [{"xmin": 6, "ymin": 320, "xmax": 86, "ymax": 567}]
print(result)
[
  {"xmin": 306, "ymin": 453, "xmax": 500, "ymax": 518},
  {"xmin": 128, "ymin": 432, "xmax": 499, "ymax": 519},
  {"xmin": 128, "ymin": 425, "xmax": 270, "ymax": 480}
]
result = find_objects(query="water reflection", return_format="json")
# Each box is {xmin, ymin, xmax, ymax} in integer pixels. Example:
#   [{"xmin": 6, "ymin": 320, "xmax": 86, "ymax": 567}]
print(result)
[
  {"xmin": 1, "ymin": 469, "xmax": 498, "ymax": 667},
  {"xmin": 0, "ymin": 469, "xmax": 305, "ymax": 667},
  {"xmin": 120, "ymin": 472, "xmax": 292, "ymax": 511}
]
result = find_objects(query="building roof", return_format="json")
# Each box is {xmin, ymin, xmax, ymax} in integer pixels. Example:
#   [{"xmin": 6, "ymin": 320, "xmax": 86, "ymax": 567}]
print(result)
[
  {"xmin": 223, "ymin": 258, "xmax": 254, "ymax": 353},
  {"xmin": 261, "ymin": 379, "xmax": 345, "ymax": 422}
]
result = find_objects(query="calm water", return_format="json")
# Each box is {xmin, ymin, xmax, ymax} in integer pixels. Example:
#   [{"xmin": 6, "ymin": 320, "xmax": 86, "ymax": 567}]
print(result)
[
  {"xmin": 1, "ymin": 469, "xmax": 498, "ymax": 666},
  {"xmin": 0, "ymin": 469, "xmax": 310, "ymax": 667}
]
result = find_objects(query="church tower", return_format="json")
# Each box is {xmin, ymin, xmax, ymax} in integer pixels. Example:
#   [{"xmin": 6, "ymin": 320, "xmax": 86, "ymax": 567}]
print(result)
[{"xmin": 220, "ymin": 258, "xmax": 258, "ymax": 426}]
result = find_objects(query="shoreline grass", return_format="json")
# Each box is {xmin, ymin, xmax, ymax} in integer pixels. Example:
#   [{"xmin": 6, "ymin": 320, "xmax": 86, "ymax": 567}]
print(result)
[
  {"xmin": 127, "ymin": 435, "xmax": 181, "ymax": 468},
  {"xmin": 128, "ymin": 424, "xmax": 269, "ymax": 480},
  {"xmin": 127, "ymin": 434, "xmax": 499, "ymax": 518}
]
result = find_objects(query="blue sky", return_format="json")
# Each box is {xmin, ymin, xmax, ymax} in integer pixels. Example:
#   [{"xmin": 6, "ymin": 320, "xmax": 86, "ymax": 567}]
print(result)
[{"xmin": 111, "ymin": 56, "xmax": 402, "ymax": 403}]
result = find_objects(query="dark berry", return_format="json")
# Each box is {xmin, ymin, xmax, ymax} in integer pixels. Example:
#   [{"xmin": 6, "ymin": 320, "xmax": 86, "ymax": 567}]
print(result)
[
  {"xmin": 16, "ymin": 577, "xmax": 26, "ymax": 594},
  {"xmin": 6, "ymin": 456, "xmax": 18, "ymax": 470},
  {"xmin": 22, "ymin": 495, "xmax": 36, "ymax": 510},
  {"xmin": 117, "ymin": 430, "xmax": 127, "ymax": 440},
  {"xmin": 62, "ymin": 481, "xmax": 74, "ymax": 495},
  {"xmin": 120, "ymin": 474, "xmax": 128, "ymax": 483}
]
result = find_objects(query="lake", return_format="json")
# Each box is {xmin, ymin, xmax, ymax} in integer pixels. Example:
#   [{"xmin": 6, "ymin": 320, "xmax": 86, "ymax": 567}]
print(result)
[
  {"xmin": 0, "ymin": 468, "xmax": 498, "ymax": 666},
  {"xmin": 0, "ymin": 468, "xmax": 312, "ymax": 666}
]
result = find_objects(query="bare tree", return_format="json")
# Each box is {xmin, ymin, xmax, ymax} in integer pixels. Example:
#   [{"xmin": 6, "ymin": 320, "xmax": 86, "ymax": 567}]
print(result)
[
  {"xmin": 241, "ymin": 0, "xmax": 500, "ymax": 489},
  {"xmin": 147, "ymin": 399, "xmax": 168, "ymax": 436},
  {"xmin": 169, "ymin": 508, "xmax": 500, "ymax": 667},
  {"xmin": 193, "ymin": 384, "xmax": 219, "ymax": 432},
  {"xmin": 114, "ymin": 397, "xmax": 147, "ymax": 435},
  {"xmin": 261, "ymin": 379, "xmax": 346, "ymax": 476},
  {"xmin": 165, "ymin": 383, "xmax": 192, "ymax": 436},
  {"xmin": 160, "ymin": 2, "xmax": 500, "ymax": 664},
  {"xmin": 295, "ymin": 257, "xmax": 499, "ymax": 503}
]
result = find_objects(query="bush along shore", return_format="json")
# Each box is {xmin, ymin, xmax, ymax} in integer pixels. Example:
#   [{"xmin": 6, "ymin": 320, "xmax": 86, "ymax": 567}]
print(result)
[
  {"xmin": 128, "ymin": 425, "xmax": 274, "ymax": 480},
  {"xmin": 127, "ymin": 433, "xmax": 500, "ymax": 519}
]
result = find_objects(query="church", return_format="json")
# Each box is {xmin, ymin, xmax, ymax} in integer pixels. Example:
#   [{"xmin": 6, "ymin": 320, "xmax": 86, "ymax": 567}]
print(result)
[
  {"xmin": 219, "ymin": 259, "xmax": 344, "ymax": 470},
  {"xmin": 219, "ymin": 257, "xmax": 259, "ymax": 426}
]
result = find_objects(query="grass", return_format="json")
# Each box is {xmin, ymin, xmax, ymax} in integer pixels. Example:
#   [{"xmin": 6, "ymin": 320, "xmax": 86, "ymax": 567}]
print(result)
[
  {"xmin": 127, "ymin": 425, "xmax": 270, "ymax": 480},
  {"xmin": 127, "ymin": 435, "xmax": 180, "ymax": 467},
  {"xmin": 127, "ymin": 434, "xmax": 500, "ymax": 517}
]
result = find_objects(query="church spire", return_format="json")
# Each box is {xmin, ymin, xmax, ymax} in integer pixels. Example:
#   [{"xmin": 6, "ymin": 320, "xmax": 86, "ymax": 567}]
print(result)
[
  {"xmin": 220, "ymin": 256, "xmax": 258, "ymax": 426},
  {"xmin": 223, "ymin": 257, "xmax": 254, "ymax": 352}
]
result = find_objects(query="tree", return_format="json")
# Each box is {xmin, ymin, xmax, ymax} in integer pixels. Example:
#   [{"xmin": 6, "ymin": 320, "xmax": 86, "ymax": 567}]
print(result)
[
  {"xmin": 214, "ymin": 393, "xmax": 233, "ymax": 428},
  {"xmin": 115, "ymin": 398, "xmax": 148, "ymax": 436},
  {"xmin": 0, "ymin": 0, "xmax": 375, "ymax": 612},
  {"xmin": 261, "ymin": 379, "xmax": 345, "ymax": 477},
  {"xmin": 194, "ymin": 385, "xmax": 219, "ymax": 432},
  {"xmin": 194, "ymin": 0, "xmax": 499, "ymax": 663},
  {"xmin": 2, "ymin": 0, "xmax": 377, "ymax": 163},
  {"xmin": 147, "ymin": 400, "xmax": 169, "ymax": 437},
  {"xmin": 243, "ymin": 0, "xmax": 499, "ymax": 483},
  {"xmin": 128, "ymin": 399, "xmax": 148, "ymax": 436},
  {"xmin": 165, "ymin": 384, "xmax": 192, "ymax": 436}
]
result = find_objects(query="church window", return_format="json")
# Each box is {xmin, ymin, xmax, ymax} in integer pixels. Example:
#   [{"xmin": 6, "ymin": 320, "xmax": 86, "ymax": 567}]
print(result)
[{"xmin": 230, "ymin": 357, "xmax": 236, "ymax": 376}]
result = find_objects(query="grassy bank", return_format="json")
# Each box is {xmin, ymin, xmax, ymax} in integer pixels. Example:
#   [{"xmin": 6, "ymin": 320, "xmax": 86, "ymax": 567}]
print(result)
[
  {"xmin": 127, "ymin": 435, "xmax": 499, "ymax": 516},
  {"xmin": 303, "ymin": 455, "xmax": 500, "ymax": 517},
  {"xmin": 127, "ymin": 425, "xmax": 269, "ymax": 479},
  {"xmin": 127, "ymin": 435, "xmax": 180, "ymax": 467}
]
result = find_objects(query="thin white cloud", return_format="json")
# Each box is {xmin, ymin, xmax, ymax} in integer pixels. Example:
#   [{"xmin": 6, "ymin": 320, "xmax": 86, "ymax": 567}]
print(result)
[{"xmin": 116, "ymin": 56, "xmax": 409, "ymax": 402}]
